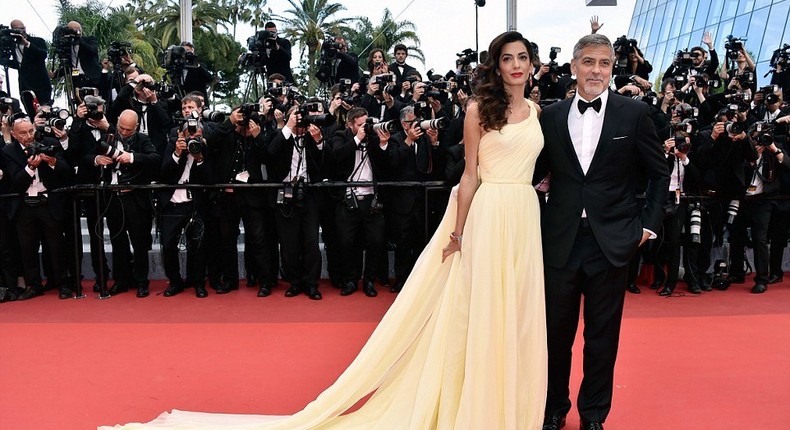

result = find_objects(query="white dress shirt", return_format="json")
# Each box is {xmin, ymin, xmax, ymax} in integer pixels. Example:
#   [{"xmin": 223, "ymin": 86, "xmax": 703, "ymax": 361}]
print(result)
[{"xmin": 568, "ymin": 91, "xmax": 608, "ymax": 218}]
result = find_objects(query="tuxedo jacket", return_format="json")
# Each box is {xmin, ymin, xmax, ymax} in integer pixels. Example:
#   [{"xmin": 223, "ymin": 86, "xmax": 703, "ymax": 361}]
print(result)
[
  {"xmin": 206, "ymin": 121, "xmax": 269, "ymax": 208},
  {"xmin": 388, "ymin": 132, "xmax": 441, "ymax": 215},
  {"xmin": 264, "ymin": 129, "xmax": 326, "ymax": 207},
  {"xmin": 12, "ymin": 36, "xmax": 53, "ymax": 104},
  {"xmin": 265, "ymin": 37, "xmax": 295, "ymax": 83},
  {"xmin": 535, "ymin": 92, "xmax": 670, "ymax": 268},
  {"xmin": 389, "ymin": 61, "xmax": 417, "ymax": 86},
  {"xmin": 1, "ymin": 138, "xmax": 73, "ymax": 220},
  {"xmin": 52, "ymin": 37, "xmax": 102, "ymax": 88},
  {"xmin": 330, "ymin": 128, "xmax": 398, "ymax": 198},
  {"xmin": 693, "ymin": 129, "xmax": 758, "ymax": 199},
  {"xmin": 158, "ymin": 139, "xmax": 213, "ymax": 210},
  {"xmin": 107, "ymin": 84, "xmax": 173, "ymax": 156}
]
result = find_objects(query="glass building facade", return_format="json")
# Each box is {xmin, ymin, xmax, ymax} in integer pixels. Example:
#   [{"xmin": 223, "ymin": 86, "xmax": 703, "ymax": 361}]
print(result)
[{"xmin": 627, "ymin": 0, "xmax": 790, "ymax": 85}]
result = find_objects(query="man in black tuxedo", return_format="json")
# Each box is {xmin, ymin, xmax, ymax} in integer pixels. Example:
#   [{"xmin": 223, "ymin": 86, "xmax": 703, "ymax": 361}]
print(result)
[
  {"xmin": 107, "ymin": 74, "xmax": 172, "ymax": 156},
  {"xmin": 261, "ymin": 22, "xmax": 294, "ymax": 84},
  {"xmin": 332, "ymin": 37, "xmax": 360, "ymax": 85},
  {"xmin": 8, "ymin": 20, "xmax": 53, "ymax": 105},
  {"xmin": 2, "ymin": 117, "xmax": 73, "ymax": 300},
  {"xmin": 51, "ymin": 21, "xmax": 103, "ymax": 90},
  {"xmin": 535, "ymin": 34, "xmax": 669, "ymax": 430},
  {"xmin": 83, "ymin": 110, "xmax": 160, "ymax": 298},
  {"xmin": 389, "ymin": 44, "xmax": 417, "ymax": 87},
  {"xmin": 179, "ymin": 42, "xmax": 215, "ymax": 107}
]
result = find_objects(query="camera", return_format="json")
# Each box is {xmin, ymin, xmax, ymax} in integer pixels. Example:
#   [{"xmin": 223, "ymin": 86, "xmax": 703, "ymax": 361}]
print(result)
[
  {"xmin": 733, "ymin": 71, "xmax": 755, "ymax": 85},
  {"xmin": 85, "ymin": 100, "xmax": 104, "ymax": 121},
  {"xmin": 456, "ymin": 48, "xmax": 478, "ymax": 66},
  {"xmin": 201, "ymin": 110, "xmax": 225, "ymax": 123},
  {"xmin": 364, "ymin": 117, "xmax": 397, "ymax": 135},
  {"xmin": 24, "ymin": 141, "xmax": 58, "ymax": 158},
  {"xmin": 636, "ymin": 91, "xmax": 659, "ymax": 106},
  {"xmin": 52, "ymin": 25, "xmax": 81, "ymax": 63},
  {"xmin": 748, "ymin": 121, "xmax": 777, "ymax": 146},
  {"xmin": 370, "ymin": 194, "xmax": 383, "ymax": 215},
  {"xmin": 373, "ymin": 74, "xmax": 394, "ymax": 95},
  {"xmin": 187, "ymin": 137, "xmax": 203, "ymax": 155},
  {"xmin": 0, "ymin": 25, "xmax": 21, "ymax": 65},
  {"xmin": 769, "ymin": 44, "xmax": 790, "ymax": 70},
  {"xmin": 39, "ymin": 107, "xmax": 70, "ymax": 130},
  {"xmin": 238, "ymin": 103, "xmax": 260, "ymax": 126},
  {"xmin": 418, "ymin": 117, "xmax": 449, "ymax": 131},
  {"xmin": 106, "ymin": 41, "xmax": 131, "ymax": 70},
  {"xmin": 177, "ymin": 110, "xmax": 200, "ymax": 135},
  {"xmin": 726, "ymin": 199, "xmax": 740, "ymax": 224},
  {"xmin": 297, "ymin": 102, "xmax": 333, "ymax": 128},
  {"xmin": 724, "ymin": 120, "xmax": 745, "ymax": 135},
  {"xmin": 343, "ymin": 188, "xmax": 359, "ymax": 210},
  {"xmin": 724, "ymin": 35, "xmax": 746, "ymax": 60},
  {"xmin": 711, "ymin": 259, "xmax": 731, "ymax": 290},
  {"xmin": 0, "ymin": 96, "xmax": 15, "ymax": 114},
  {"xmin": 613, "ymin": 35, "xmax": 638, "ymax": 71},
  {"xmin": 278, "ymin": 177, "xmax": 306, "ymax": 206},
  {"xmin": 759, "ymin": 85, "xmax": 780, "ymax": 105},
  {"xmin": 97, "ymin": 134, "xmax": 123, "ymax": 159},
  {"xmin": 246, "ymin": 30, "xmax": 277, "ymax": 63},
  {"xmin": 547, "ymin": 47, "xmax": 562, "ymax": 75},
  {"xmin": 163, "ymin": 45, "xmax": 187, "ymax": 71},
  {"xmin": 413, "ymin": 101, "xmax": 432, "ymax": 119},
  {"xmin": 688, "ymin": 202, "xmax": 702, "ymax": 244}
]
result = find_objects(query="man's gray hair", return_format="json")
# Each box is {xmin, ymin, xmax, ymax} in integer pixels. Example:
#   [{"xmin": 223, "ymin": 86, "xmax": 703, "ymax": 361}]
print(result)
[
  {"xmin": 573, "ymin": 34, "xmax": 614, "ymax": 60},
  {"xmin": 399, "ymin": 105, "xmax": 415, "ymax": 122},
  {"xmin": 83, "ymin": 95, "xmax": 105, "ymax": 105}
]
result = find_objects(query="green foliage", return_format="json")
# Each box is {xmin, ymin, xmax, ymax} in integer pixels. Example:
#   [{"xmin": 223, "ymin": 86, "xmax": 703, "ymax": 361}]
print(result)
[{"xmin": 344, "ymin": 8, "xmax": 424, "ymax": 72}]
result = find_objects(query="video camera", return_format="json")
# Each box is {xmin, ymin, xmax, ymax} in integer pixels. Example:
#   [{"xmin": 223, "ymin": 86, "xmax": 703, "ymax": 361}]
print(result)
[
  {"xmin": 106, "ymin": 41, "xmax": 132, "ymax": 70},
  {"xmin": 243, "ymin": 30, "xmax": 277, "ymax": 68},
  {"xmin": 456, "ymin": 48, "xmax": 478, "ymax": 66},
  {"xmin": 769, "ymin": 44, "xmax": 790, "ymax": 71},
  {"xmin": 724, "ymin": 35, "xmax": 746, "ymax": 61},
  {"xmin": 52, "ymin": 25, "xmax": 81, "ymax": 63},
  {"xmin": 613, "ymin": 35, "xmax": 638, "ymax": 72},
  {"xmin": 0, "ymin": 25, "xmax": 21, "ymax": 66}
]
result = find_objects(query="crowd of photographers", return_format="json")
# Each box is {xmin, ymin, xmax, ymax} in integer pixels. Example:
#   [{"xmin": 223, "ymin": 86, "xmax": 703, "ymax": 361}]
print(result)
[{"xmin": 1, "ymin": 16, "xmax": 790, "ymax": 303}]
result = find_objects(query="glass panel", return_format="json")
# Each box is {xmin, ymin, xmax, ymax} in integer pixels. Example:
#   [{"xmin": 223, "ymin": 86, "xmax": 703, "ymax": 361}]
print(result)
[
  {"xmin": 688, "ymin": 29, "xmax": 705, "ymax": 50},
  {"xmin": 641, "ymin": 7, "xmax": 658, "ymax": 48},
  {"xmin": 738, "ymin": 0, "xmax": 757, "ymax": 13},
  {"xmin": 660, "ymin": 1, "xmax": 676, "ymax": 41},
  {"xmin": 721, "ymin": 0, "xmax": 740, "ymax": 19},
  {"xmin": 716, "ymin": 19, "xmax": 735, "ymax": 53},
  {"xmin": 760, "ymin": 1, "xmax": 790, "ymax": 62},
  {"xmin": 754, "ymin": 0, "xmax": 772, "ymax": 8},
  {"xmin": 747, "ymin": 6, "xmax": 771, "ymax": 55},
  {"xmin": 637, "ymin": 0, "xmax": 648, "ymax": 14},
  {"xmin": 706, "ymin": 0, "xmax": 727, "ymax": 24},
  {"xmin": 649, "ymin": 0, "xmax": 659, "ymax": 10},
  {"xmin": 678, "ymin": 33, "xmax": 693, "ymax": 54},
  {"xmin": 755, "ymin": 62, "xmax": 770, "ymax": 84},
  {"xmin": 731, "ymin": 13, "xmax": 751, "ymax": 40},
  {"xmin": 692, "ymin": 0, "xmax": 709, "ymax": 32},
  {"xmin": 648, "ymin": 3, "xmax": 667, "ymax": 47}
]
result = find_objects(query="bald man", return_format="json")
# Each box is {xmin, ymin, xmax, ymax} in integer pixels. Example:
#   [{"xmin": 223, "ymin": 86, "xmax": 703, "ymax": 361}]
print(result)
[
  {"xmin": 8, "ymin": 20, "xmax": 52, "ymax": 104},
  {"xmin": 84, "ymin": 109, "xmax": 160, "ymax": 297},
  {"xmin": 52, "ymin": 20, "xmax": 102, "ymax": 90}
]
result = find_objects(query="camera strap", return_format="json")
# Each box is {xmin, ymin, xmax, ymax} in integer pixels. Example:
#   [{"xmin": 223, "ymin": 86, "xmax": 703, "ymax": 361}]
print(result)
[{"xmin": 348, "ymin": 150, "xmax": 370, "ymax": 196}]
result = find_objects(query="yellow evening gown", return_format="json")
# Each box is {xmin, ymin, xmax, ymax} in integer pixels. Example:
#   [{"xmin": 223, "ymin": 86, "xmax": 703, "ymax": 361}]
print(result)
[{"xmin": 101, "ymin": 100, "xmax": 547, "ymax": 430}]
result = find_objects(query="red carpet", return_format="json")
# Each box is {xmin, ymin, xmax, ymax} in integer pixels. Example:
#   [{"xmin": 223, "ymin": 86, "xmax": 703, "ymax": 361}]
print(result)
[{"xmin": 1, "ymin": 280, "xmax": 789, "ymax": 429}]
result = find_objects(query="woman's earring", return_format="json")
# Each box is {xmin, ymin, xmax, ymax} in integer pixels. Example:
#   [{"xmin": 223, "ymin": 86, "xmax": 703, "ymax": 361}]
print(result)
[{"xmin": 495, "ymin": 70, "xmax": 501, "ymax": 76}]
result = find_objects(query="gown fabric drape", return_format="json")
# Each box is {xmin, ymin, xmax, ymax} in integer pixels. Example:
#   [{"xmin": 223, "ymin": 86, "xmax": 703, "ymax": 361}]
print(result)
[{"xmin": 101, "ymin": 100, "xmax": 548, "ymax": 430}]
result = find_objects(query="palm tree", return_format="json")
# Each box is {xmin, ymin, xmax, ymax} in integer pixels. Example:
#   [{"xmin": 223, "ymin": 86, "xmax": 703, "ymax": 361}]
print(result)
[
  {"xmin": 220, "ymin": 0, "xmax": 269, "ymax": 38},
  {"xmin": 139, "ymin": 0, "xmax": 232, "ymax": 50},
  {"xmin": 273, "ymin": 0, "xmax": 354, "ymax": 95},
  {"xmin": 346, "ymin": 8, "xmax": 424, "ymax": 70}
]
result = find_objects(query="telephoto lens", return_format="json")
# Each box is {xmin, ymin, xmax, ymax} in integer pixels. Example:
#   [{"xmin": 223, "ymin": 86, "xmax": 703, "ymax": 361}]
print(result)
[
  {"xmin": 727, "ymin": 199, "xmax": 740, "ymax": 224},
  {"xmin": 689, "ymin": 204, "xmax": 702, "ymax": 244}
]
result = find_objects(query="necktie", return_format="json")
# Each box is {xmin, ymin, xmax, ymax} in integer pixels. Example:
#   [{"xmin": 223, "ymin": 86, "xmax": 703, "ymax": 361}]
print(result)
[{"xmin": 577, "ymin": 98, "xmax": 602, "ymax": 114}]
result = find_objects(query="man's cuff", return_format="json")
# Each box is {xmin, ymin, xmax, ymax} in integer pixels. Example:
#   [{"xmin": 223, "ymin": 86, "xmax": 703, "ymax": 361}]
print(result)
[
  {"xmin": 25, "ymin": 166, "xmax": 35, "ymax": 176},
  {"xmin": 354, "ymin": 136, "xmax": 361, "ymax": 146},
  {"xmin": 644, "ymin": 228, "xmax": 657, "ymax": 240},
  {"xmin": 172, "ymin": 153, "xmax": 180, "ymax": 163},
  {"xmin": 316, "ymin": 142, "xmax": 324, "ymax": 150},
  {"xmin": 60, "ymin": 138, "xmax": 69, "ymax": 150},
  {"xmin": 129, "ymin": 153, "xmax": 135, "ymax": 164},
  {"xmin": 380, "ymin": 143, "xmax": 388, "ymax": 150},
  {"xmin": 282, "ymin": 125, "xmax": 293, "ymax": 140}
]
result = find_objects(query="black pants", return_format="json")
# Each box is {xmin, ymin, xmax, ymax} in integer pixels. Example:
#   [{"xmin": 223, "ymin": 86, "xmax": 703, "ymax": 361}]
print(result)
[
  {"xmin": 0, "ymin": 210, "xmax": 22, "ymax": 289},
  {"xmin": 335, "ymin": 196, "xmax": 385, "ymax": 284},
  {"xmin": 653, "ymin": 203, "xmax": 689, "ymax": 287},
  {"xmin": 544, "ymin": 219, "xmax": 629, "ymax": 423},
  {"xmin": 160, "ymin": 201, "xmax": 206, "ymax": 287},
  {"xmin": 105, "ymin": 193, "xmax": 153, "ymax": 288},
  {"xmin": 768, "ymin": 202, "xmax": 790, "ymax": 278},
  {"xmin": 275, "ymin": 192, "xmax": 320, "ymax": 289},
  {"xmin": 729, "ymin": 199, "xmax": 772, "ymax": 283},
  {"xmin": 317, "ymin": 190, "xmax": 341, "ymax": 286},
  {"xmin": 390, "ymin": 206, "xmax": 425, "ymax": 283},
  {"xmin": 15, "ymin": 202, "xmax": 66, "ymax": 289},
  {"xmin": 217, "ymin": 193, "xmax": 271, "ymax": 287}
]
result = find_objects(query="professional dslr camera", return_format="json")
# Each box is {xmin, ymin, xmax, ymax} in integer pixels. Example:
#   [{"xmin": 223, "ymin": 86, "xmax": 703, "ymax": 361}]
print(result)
[
  {"xmin": 758, "ymin": 84, "xmax": 781, "ymax": 105},
  {"xmin": 238, "ymin": 102, "xmax": 260, "ymax": 126},
  {"xmin": 724, "ymin": 35, "xmax": 746, "ymax": 61},
  {"xmin": 277, "ymin": 176, "xmax": 306, "ymax": 207},
  {"xmin": 24, "ymin": 140, "xmax": 59, "ymax": 158},
  {"xmin": 364, "ymin": 117, "xmax": 398, "ymax": 136},
  {"xmin": 418, "ymin": 117, "xmax": 449, "ymax": 131},
  {"xmin": 748, "ymin": 120, "xmax": 788, "ymax": 147},
  {"xmin": 106, "ymin": 41, "xmax": 132, "ymax": 70},
  {"xmin": 456, "ymin": 48, "xmax": 478, "ymax": 66},
  {"xmin": 0, "ymin": 25, "xmax": 21, "ymax": 66},
  {"xmin": 613, "ymin": 35, "xmax": 638, "ymax": 72},
  {"xmin": 38, "ymin": 107, "xmax": 70, "ymax": 131},
  {"xmin": 721, "ymin": 104, "xmax": 747, "ymax": 135},
  {"xmin": 163, "ymin": 45, "xmax": 188, "ymax": 72},
  {"xmin": 296, "ymin": 102, "xmax": 334, "ymax": 128}
]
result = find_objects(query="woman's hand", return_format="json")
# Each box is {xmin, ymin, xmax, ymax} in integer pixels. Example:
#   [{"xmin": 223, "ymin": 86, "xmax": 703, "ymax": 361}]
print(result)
[{"xmin": 441, "ymin": 233, "xmax": 462, "ymax": 262}]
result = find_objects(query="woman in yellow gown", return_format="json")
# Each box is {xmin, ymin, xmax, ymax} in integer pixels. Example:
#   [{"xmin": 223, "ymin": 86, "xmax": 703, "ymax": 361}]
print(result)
[{"xmin": 102, "ymin": 30, "xmax": 547, "ymax": 430}]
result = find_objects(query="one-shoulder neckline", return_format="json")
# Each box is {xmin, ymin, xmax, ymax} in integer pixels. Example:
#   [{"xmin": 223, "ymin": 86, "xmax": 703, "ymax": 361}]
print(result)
[{"xmin": 505, "ymin": 99, "xmax": 534, "ymax": 126}]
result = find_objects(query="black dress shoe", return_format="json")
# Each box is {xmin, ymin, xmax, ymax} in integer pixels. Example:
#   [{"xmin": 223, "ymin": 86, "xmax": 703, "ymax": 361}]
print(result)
[
  {"xmin": 163, "ymin": 283, "xmax": 184, "ymax": 297},
  {"xmin": 340, "ymin": 282, "xmax": 357, "ymax": 296},
  {"xmin": 542, "ymin": 414, "xmax": 566, "ymax": 430},
  {"xmin": 727, "ymin": 274, "xmax": 745, "ymax": 284},
  {"xmin": 194, "ymin": 285, "xmax": 208, "ymax": 298},
  {"xmin": 108, "ymin": 283, "xmax": 129, "ymax": 295},
  {"xmin": 626, "ymin": 282, "xmax": 641, "ymax": 294},
  {"xmin": 215, "ymin": 283, "xmax": 238, "ymax": 294},
  {"xmin": 767, "ymin": 274, "xmax": 783, "ymax": 284},
  {"xmin": 390, "ymin": 280, "xmax": 404, "ymax": 293},
  {"xmin": 658, "ymin": 284, "xmax": 675, "ymax": 296},
  {"xmin": 751, "ymin": 283, "xmax": 768, "ymax": 294},
  {"xmin": 363, "ymin": 281, "xmax": 377, "ymax": 297},
  {"xmin": 17, "ymin": 286, "xmax": 42, "ymax": 301},
  {"xmin": 700, "ymin": 281, "xmax": 713, "ymax": 292},
  {"xmin": 687, "ymin": 282, "xmax": 702, "ymax": 294},
  {"xmin": 284, "ymin": 285, "xmax": 302, "ymax": 297},
  {"xmin": 580, "ymin": 421, "xmax": 604, "ymax": 430},
  {"xmin": 246, "ymin": 275, "xmax": 258, "ymax": 288},
  {"xmin": 136, "ymin": 286, "xmax": 150, "ymax": 298},
  {"xmin": 257, "ymin": 284, "xmax": 272, "ymax": 297},
  {"xmin": 0, "ymin": 287, "xmax": 8, "ymax": 303},
  {"xmin": 649, "ymin": 282, "xmax": 662, "ymax": 290},
  {"xmin": 307, "ymin": 287, "xmax": 322, "ymax": 300},
  {"xmin": 59, "ymin": 287, "xmax": 73, "ymax": 299}
]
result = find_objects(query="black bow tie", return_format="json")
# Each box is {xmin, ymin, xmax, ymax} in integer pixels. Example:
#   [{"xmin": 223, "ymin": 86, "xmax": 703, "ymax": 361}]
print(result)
[{"xmin": 577, "ymin": 98, "xmax": 602, "ymax": 114}]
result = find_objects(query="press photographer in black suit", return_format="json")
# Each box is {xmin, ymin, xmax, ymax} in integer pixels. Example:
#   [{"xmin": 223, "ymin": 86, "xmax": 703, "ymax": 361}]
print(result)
[
  {"xmin": 7, "ymin": 20, "xmax": 53, "ymax": 105},
  {"xmin": 107, "ymin": 74, "xmax": 172, "ymax": 156},
  {"xmin": 158, "ymin": 110, "xmax": 212, "ymax": 299},
  {"xmin": 2, "ymin": 117, "xmax": 73, "ymax": 300},
  {"xmin": 663, "ymin": 31, "xmax": 719, "ymax": 83},
  {"xmin": 260, "ymin": 22, "xmax": 294, "ymax": 83},
  {"xmin": 389, "ymin": 44, "xmax": 417, "ymax": 87},
  {"xmin": 83, "ymin": 110, "xmax": 160, "ymax": 298},
  {"xmin": 179, "ymin": 42, "xmax": 215, "ymax": 107},
  {"xmin": 51, "ymin": 21, "xmax": 103, "ymax": 90},
  {"xmin": 206, "ymin": 106, "xmax": 272, "ymax": 294},
  {"xmin": 331, "ymin": 107, "xmax": 397, "ymax": 297},
  {"xmin": 265, "ymin": 103, "xmax": 328, "ymax": 300}
]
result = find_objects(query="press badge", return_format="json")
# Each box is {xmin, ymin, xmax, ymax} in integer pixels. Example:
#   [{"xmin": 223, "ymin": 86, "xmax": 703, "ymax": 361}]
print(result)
[
  {"xmin": 235, "ymin": 170, "xmax": 250, "ymax": 183},
  {"xmin": 72, "ymin": 69, "xmax": 80, "ymax": 77}
]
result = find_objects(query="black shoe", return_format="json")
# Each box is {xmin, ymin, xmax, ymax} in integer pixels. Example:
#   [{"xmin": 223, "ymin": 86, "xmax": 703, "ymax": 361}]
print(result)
[
  {"xmin": 767, "ymin": 274, "xmax": 783, "ymax": 284},
  {"xmin": 284, "ymin": 285, "xmax": 302, "ymax": 297},
  {"xmin": 59, "ymin": 287, "xmax": 73, "ymax": 299},
  {"xmin": 163, "ymin": 283, "xmax": 184, "ymax": 297},
  {"xmin": 542, "ymin": 414, "xmax": 566, "ymax": 430},
  {"xmin": 626, "ymin": 282, "xmax": 641, "ymax": 294},
  {"xmin": 0, "ymin": 287, "xmax": 8, "ymax": 303},
  {"xmin": 108, "ymin": 283, "xmax": 130, "ymax": 295},
  {"xmin": 257, "ymin": 284, "xmax": 272, "ymax": 297},
  {"xmin": 363, "ymin": 281, "xmax": 377, "ymax": 297},
  {"xmin": 658, "ymin": 283, "xmax": 675, "ymax": 296},
  {"xmin": 194, "ymin": 285, "xmax": 208, "ymax": 298},
  {"xmin": 390, "ymin": 280, "xmax": 404, "ymax": 293},
  {"xmin": 751, "ymin": 283, "xmax": 768, "ymax": 294},
  {"xmin": 687, "ymin": 282, "xmax": 702, "ymax": 294},
  {"xmin": 727, "ymin": 275, "xmax": 745, "ymax": 284},
  {"xmin": 215, "ymin": 282, "xmax": 238, "ymax": 294},
  {"xmin": 340, "ymin": 282, "xmax": 357, "ymax": 296},
  {"xmin": 649, "ymin": 282, "xmax": 662, "ymax": 290},
  {"xmin": 17, "ymin": 286, "xmax": 42, "ymax": 301},
  {"xmin": 307, "ymin": 286, "xmax": 322, "ymax": 300},
  {"xmin": 246, "ymin": 275, "xmax": 259, "ymax": 288},
  {"xmin": 700, "ymin": 281, "xmax": 713, "ymax": 292},
  {"xmin": 580, "ymin": 421, "xmax": 604, "ymax": 430},
  {"xmin": 136, "ymin": 286, "xmax": 150, "ymax": 298},
  {"xmin": 92, "ymin": 281, "xmax": 105, "ymax": 293}
]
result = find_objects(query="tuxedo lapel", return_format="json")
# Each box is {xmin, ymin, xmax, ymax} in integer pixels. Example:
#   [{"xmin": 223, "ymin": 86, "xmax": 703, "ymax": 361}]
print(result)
[
  {"xmin": 555, "ymin": 98, "xmax": 584, "ymax": 177},
  {"xmin": 587, "ymin": 92, "xmax": 624, "ymax": 175}
]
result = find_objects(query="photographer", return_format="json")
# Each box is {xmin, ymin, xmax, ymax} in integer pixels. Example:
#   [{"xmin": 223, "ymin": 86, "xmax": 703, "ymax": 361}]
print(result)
[
  {"xmin": 6, "ymin": 20, "xmax": 52, "ymax": 105},
  {"xmin": 1, "ymin": 117, "xmax": 72, "ymax": 300},
  {"xmin": 533, "ymin": 46, "xmax": 567, "ymax": 100},
  {"xmin": 178, "ymin": 42, "xmax": 215, "ymax": 107},
  {"xmin": 331, "ymin": 107, "xmax": 397, "ymax": 297},
  {"xmin": 721, "ymin": 38, "xmax": 757, "ymax": 95},
  {"xmin": 360, "ymin": 72, "xmax": 403, "ymax": 122},
  {"xmin": 107, "ymin": 74, "xmax": 173, "ymax": 156},
  {"xmin": 664, "ymin": 32, "xmax": 719, "ymax": 83},
  {"xmin": 158, "ymin": 106, "xmax": 212, "ymax": 299},
  {"xmin": 389, "ymin": 44, "xmax": 417, "ymax": 87},
  {"xmin": 259, "ymin": 22, "xmax": 294, "ymax": 83},
  {"xmin": 265, "ymin": 102, "xmax": 329, "ymax": 300},
  {"xmin": 50, "ymin": 21, "xmax": 102, "ymax": 90},
  {"xmin": 83, "ymin": 110, "xmax": 160, "ymax": 298},
  {"xmin": 318, "ymin": 36, "xmax": 360, "ymax": 86},
  {"xmin": 206, "ymin": 104, "xmax": 272, "ymax": 294}
]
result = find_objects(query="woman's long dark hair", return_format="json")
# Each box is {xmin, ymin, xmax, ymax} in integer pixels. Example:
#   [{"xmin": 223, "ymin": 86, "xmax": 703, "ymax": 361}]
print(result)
[
  {"xmin": 367, "ymin": 48, "xmax": 386, "ymax": 73},
  {"xmin": 474, "ymin": 31, "xmax": 536, "ymax": 131}
]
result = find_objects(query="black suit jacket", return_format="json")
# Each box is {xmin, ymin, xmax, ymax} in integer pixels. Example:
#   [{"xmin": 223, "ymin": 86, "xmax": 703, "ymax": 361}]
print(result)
[
  {"xmin": 389, "ymin": 61, "xmax": 417, "ymax": 86},
  {"xmin": 107, "ymin": 84, "xmax": 173, "ymax": 156},
  {"xmin": 158, "ymin": 140, "xmax": 212, "ymax": 210},
  {"xmin": 207, "ymin": 121, "xmax": 269, "ymax": 208},
  {"xmin": 12, "ymin": 36, "xmax": 53, "ymax": 104},
  {"xmin": 52, "ymin": 37, "xmax": 103, "ymax": 89},
  {"xmin": 265, "ymin": 37, "xmax": 295, "ymax": 83},
  {"xmin": 265, "ymin": 129, "xmax": 326, "ymax": 207},
  {"xmin": 388, "ymin": 132, "xmax": 440, "ymax": 215},
  {"xmin": 535, "ymin": 92, "xmax": 670, "ymax": 268},
  {"xmin": 182, "ymin": 64, "xmax": 214, "ymax": 106},
  {"xmin": 330, "ymin": 128, "xmax": 398, "ymax": 198},
  {"xmin": 1, "ymin": 139, "xmax": 73, "ymax": 220}
]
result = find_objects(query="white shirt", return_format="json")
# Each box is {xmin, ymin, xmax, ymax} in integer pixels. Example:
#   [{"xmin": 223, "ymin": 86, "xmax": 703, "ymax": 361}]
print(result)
[
  {"xmin": 281, "ymin": 125, "xmax": 325, "ymax": 182},
  {"xmin": 748, "ymin": 154, "xmax": 766, "ymax": 196},
  {"xmin": 668, "ymin": 154, "xmax": 689, "ymax": 192},
  {"xmin": 170, "ymin": 153, "xmax": 203, "ymax": 203},
  {"xmin": 568, "ymin": 91, "xmax": 608, "ymax": 218},
  {"xmin": 348, "ymin": 136, "xmax": 388, "ymax": 196},
  {"xmin": 21, "ymin": 143, "xmax": 49, "ymax": 196}
]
